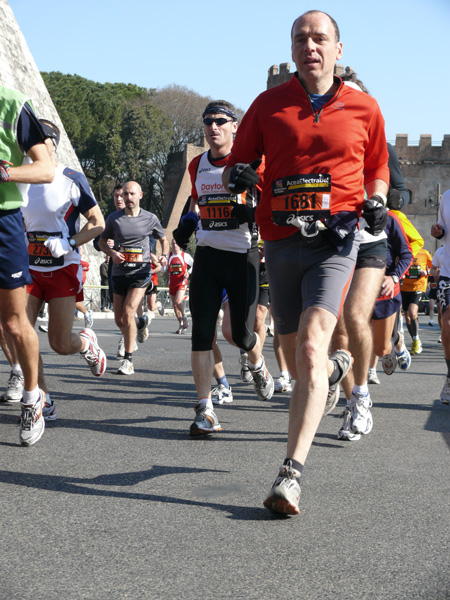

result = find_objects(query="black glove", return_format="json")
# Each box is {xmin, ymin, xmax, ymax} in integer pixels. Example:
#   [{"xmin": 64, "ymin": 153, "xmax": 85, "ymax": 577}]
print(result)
[
  {"xmin": 230, "ymin": 202, "xmax": 255, "ymax": 224},
  {"xmin": 363, "ymin": 197, "xmax": 389, "ymax": 236},
  {"xmin": 228, "ymin": 158, "xmax": 262, "ymax": 194},
  {"xmin": 0, "ymin": 160, "xmax": 12, "ymax": 183},
  {"xmin": 386, "ymin": 188, "xmax": 402, "ymax": 210},
  {"xmin": 173, "ymin": 211, "xmax": 199, "ymax": 249}
]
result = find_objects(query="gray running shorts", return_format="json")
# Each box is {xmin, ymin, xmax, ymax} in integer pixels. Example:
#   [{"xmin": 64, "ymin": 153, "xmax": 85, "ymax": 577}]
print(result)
[{"xmin": 264, "ymin": 230, "xmax": 359, "ymax": 335}]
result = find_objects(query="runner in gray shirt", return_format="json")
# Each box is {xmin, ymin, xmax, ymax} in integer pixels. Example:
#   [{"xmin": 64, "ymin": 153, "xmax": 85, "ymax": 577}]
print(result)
[{"xmin": 99, "ymin": 181, "xmax": 168, "ymax": 375}]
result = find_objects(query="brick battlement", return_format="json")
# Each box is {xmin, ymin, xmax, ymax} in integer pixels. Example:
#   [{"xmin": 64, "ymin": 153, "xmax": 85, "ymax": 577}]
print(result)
[{"xmin": 394, "ymin": 134, "xmax": 450, "ymax": 164}]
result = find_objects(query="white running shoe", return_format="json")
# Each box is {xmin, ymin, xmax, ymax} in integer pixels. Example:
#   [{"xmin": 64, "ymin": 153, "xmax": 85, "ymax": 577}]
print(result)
[
  {"xmin": 157, "ymin": 301, "xmax": 164, "ymax": 316},
  {"xmin": 182, "ymin": 316, "xmax": 189, "ymax": 331},
  {"xmin": 274, "ymin": 375, "xmax": 292, "ymax": 394},
  {"xmin": 367, "ymin": 368, "xmax": 380, "ymax": 385},
  {"xmin": 263, "ymin": 461, "xmax": 301, "ymax": 515},
  {"xmin": 137, "ymin": 314, "xmax": 149, "ymax": 343},
  {"xmin": 396, "ymin": 344, "xmax": 411, "ymax": 371},
  {"xmin": 440, "ymin": 376, "xmax": 450, "ymax": 405},
  {"xmin": 251, "ymin": 358, "xmax": 274, "ymax": 401},
  {"xmin": 116, "ymin": 358, "xmax": 135, "ymax": 375},
  {"xmin": 325, "ymin": 349, "xmax": 352, "ymax": 416},
  {"xmin": 80, "ymin": 329, "xmax": 107, "ymax": 377},
  {"xmin": 3, "ymin": 370, "xmax": 24, "ymax": 403},
  {"xmin": 84, "ymin": 310, "xmax": 94, "ymax": 329},
  {"xmin": 117, "ymin": 337, "xmax": 137, "ymax": 356},
  {"xmin": 211, "ymin": 384, "xmax": 233, "ymax": 405},
  {"xmin": 20, "ymin": 390, "xmax": 45, "ymax": 446},
  {"xmin": 337, "ymin": 408, "xmax": 361, "ymax": 441},
  {"xmin": 382, "ymin": 345, "xmax": 397, "ymax": 375},
  {"xmin": 189, "ymin": 404, "xmax": 222, "ymax": 436},
  {"xmin": 43, "ymin": 395, "xmax": 56, "ymax": 421},
  {"xmin": 239, "ymin": 353, "xmax": 252, "ymax": 383},
  {"xmin": 351, "ymin": 391, "xmax": 373, "ymax": 435}
]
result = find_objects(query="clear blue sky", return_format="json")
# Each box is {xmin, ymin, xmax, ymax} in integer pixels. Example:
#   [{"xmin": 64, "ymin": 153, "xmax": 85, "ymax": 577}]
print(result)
[{"xmin": 8, "ymin": 0, "xmax": 450, "ymax": 144}]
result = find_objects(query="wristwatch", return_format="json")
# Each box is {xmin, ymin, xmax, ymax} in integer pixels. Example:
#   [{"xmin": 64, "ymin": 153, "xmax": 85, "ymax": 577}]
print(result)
[
  {"xmin": 68, "ymin": 237, "xmax": 77, "ymax": 249},
  {"xmin": 391, "ymin": 274, "xmax": 399, "ymax": 284}
]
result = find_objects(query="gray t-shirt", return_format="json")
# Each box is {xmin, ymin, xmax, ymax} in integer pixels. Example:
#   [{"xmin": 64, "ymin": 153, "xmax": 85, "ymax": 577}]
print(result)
[{"xmin": 102, "ymin": 208, "xmax": 165, "ymax": 277}]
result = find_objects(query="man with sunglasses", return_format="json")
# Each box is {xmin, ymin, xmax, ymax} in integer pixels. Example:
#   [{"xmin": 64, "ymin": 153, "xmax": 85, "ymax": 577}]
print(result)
[
  {"xmin": 223, "ymin": 11, "xmax": 389, "ymax": 514},
  {"xmin": 20, "ymin": 119, "xmax": 106, "ymax": 422},
  {"xmin": 174, "ymin": 100, "xmax": 274, "ymax": 437},
  {"xmin": 0, "ymin": 82, "xmax": 54, "ymax": 446}
]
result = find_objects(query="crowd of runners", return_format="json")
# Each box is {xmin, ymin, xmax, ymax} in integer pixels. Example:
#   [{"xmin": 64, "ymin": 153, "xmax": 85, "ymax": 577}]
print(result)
[{"xmin": 0, "ymin": 10, "xmax": 448, "ymax": 517}]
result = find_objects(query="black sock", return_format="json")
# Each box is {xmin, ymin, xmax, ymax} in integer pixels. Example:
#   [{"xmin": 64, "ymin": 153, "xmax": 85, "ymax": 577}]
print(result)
[
  {"xmin": 392, "ymin": 311, "xmax": 400, "ymax": 346},
  {"xmin": 328, "ymin": 359, "xmax": 343, "ymax": 385},
  {"xmin": 407, "ymin": 319, "xmax": 418, "ymax": 338},
  {"xmin": 445, "ymin": 359, "xmax": 450, "ymax": 378},
  {"xmin": 283, "ymin": 458, "xmax": 303, "ymax": 480},
  {"xmin": 124, "ymin": 352, "xmax": 133, "ymax": 361}
]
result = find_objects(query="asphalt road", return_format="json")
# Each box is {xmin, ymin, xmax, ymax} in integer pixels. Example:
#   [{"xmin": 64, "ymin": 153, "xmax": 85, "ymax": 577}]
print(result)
[{"xmin": 0, "ymin": 313, "xmax": 449, "ymax": 600}]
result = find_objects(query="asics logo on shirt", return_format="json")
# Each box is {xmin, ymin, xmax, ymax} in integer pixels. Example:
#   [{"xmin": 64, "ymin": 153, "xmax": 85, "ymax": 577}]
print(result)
[
  {"xmin": 11, "ymin": 271, "xmax": 23, "ymax": 278},
  {"xmin": 209, "ymin": 221, "xmax": 228, "ymax": 228}
]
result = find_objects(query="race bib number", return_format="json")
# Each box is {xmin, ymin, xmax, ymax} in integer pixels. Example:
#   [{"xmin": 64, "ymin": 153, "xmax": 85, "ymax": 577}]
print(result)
[
  {"xmin": 27, "ymin": 231, "xmax": 64, "ymax": 267},
  {"xmin": 407, "ymin": 265, "xmax": 421, "ymax": 279},
  {"xmin": 199, "ymin": 194, "xmax": 239, "ymax": 231},
  {"xmin": 271, "ymin": 173, "xmax": 331, "ymax": 226},
  {"xmin": 170, "ymin": 263, "xmax": 183, "ymax": 275},
  {"xmin": 120, "ymin": 246, "xmax": 143, "ymax": 263}
]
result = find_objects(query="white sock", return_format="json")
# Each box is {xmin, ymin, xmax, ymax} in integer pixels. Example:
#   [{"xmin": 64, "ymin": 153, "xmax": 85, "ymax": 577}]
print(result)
[
  {"xmin": 22, "ymin": 386, "xmax": 40, "ymax": 405},
  {"xmin": 353, "ymin": 383, "xmax": 368, "ymax": 395},
  {"xmin": 248, "ymin": 356, "xmax": 263, "ymax": 371},
  {"xmin": 198, "ymin": 397, "xmax": 213, "ymax": 411},
  {"xmin": 280, "ymin": 371, "xmax": 289, "ymax": 379},
  {"xmin": 11, "ymin": 363, "xmax": 22, "ymax": 375}
]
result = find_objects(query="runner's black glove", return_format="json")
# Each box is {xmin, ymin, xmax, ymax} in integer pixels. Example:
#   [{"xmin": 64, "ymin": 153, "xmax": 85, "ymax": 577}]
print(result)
[
  {"xmin": 230, "ymin": 203, "xmax": 255, "ymax": 224},
  {"xmin": 228, "ymin": 159, "xmax": 262, "ymax": 194},
  {"xmin": 386, "ymin": 188, "xmax": 402, "ymax": 210},
  {"xmin": 0, "ymin": 160, "xmax": 12, "ymax": 182},
  {"xmin": 173, "ymin": 211, "xmax": 199, "ymax": 250},
  {"xmin": 363, "ymin": 196, "xmax": 389, "ymax": 236}
]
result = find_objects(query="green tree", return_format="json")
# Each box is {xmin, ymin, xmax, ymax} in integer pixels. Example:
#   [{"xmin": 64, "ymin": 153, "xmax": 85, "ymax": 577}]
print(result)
[
  {"xmin": 120, "ymin": 97, "xmax": 173, "ymax": 218},
  {"xmin": 41, "ymin": 72, "xmax": 172, "ymax": 215}
]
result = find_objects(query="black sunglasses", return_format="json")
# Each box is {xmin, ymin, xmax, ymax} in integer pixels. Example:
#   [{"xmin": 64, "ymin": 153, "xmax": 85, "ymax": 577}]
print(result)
[{"xmin": 203, "ymin": 117, "xmax": 233, "ymax": 126}]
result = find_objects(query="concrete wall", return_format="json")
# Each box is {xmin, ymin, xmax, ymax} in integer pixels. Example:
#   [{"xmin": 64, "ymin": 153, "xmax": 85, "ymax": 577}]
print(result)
[{"xmin": 0, "ymin": 0, "xmax": 102, "ymax": 285}]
